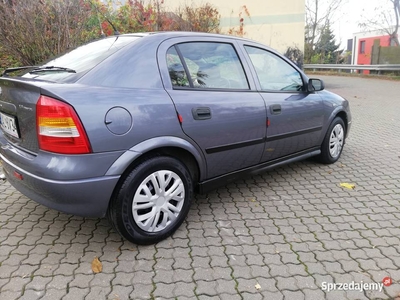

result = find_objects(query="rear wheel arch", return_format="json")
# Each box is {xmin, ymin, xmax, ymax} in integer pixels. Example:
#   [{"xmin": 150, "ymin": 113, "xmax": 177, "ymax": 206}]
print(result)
[
  {"xmin": 105, "ymin": 136, "xmax": 205, "ymax": 178},
  {"xmin": 106, "ymin": 147, "xmax": 200, "ymax": 244},
  {"xmin": 107, "ymin": 145, "xmax": 202, "ymax": 217},
  {"xmin": 122, "ymin": 147, "xmax": 200, "ymax": 184},
  {"xmin": 108, "ymin": 155, "xmax": 194, "ymax": 244}
]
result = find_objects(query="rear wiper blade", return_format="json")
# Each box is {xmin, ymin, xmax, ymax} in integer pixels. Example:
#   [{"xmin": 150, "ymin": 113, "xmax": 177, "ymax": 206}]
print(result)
[
  {"xmin": 1, "ymin": 66, "xmax": 37, "ymax": 76},
  {"xmin": 29, "ymin": 66, "xmax": 76, "ymax": 74},
  {"xmin": 1, "ymin": 65, "xmax": 76, "ymax": 77}
]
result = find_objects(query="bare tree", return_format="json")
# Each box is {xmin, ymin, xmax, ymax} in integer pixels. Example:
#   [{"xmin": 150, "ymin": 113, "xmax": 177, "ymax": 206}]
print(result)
[
  {"xmin": 386, "ymin": 0, "xmax": 399, "ymax": 45},
  {"xmin": 305, "ymin": 0, "xmax": 346, "ymax": 63},
  {"xmin": 359, "ymin": 0, "xmax": 400, "ymax": 46}
]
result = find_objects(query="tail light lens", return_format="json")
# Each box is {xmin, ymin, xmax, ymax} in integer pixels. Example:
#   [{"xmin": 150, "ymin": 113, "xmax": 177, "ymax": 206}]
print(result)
[{"xmin": 36, "ymin": 95, "xmax": 91, "ymax": 154}]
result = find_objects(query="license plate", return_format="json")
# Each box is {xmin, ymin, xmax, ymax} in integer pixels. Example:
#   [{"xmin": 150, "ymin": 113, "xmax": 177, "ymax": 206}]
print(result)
[{"xmin": 0, "ymin": 112, "xmax": 19, "ymax": 138}]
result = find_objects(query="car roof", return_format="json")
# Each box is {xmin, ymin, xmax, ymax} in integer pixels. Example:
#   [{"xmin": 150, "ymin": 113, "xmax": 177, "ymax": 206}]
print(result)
[
  {"xmin": 78, "ymin": 31, "xmax": 299, "ymax": 89},
  {"xmin": 119, "ymin": 31, "xmax": 263, "ymax": 45}
]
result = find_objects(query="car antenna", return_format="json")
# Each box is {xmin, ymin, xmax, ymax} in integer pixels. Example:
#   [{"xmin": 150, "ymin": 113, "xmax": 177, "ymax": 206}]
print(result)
[
  {"xmin": 105, "ymin": 17, "xmax": 120, "ymax": 36},
  {"xmin": 89, "ymin": 0, "xmax": 120, "ymax": 36}
]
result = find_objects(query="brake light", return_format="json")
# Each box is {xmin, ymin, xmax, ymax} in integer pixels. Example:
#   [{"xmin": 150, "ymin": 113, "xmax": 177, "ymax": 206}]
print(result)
[{"xmin": 36, "ymin": 95, "xmax": 91, "ymax": 154}]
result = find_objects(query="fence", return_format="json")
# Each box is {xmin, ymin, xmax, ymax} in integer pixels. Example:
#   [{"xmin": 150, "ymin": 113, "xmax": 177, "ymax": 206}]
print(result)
[{"xmin": 303, "ymin": 64, "xmax": 400, "ymax": 74}]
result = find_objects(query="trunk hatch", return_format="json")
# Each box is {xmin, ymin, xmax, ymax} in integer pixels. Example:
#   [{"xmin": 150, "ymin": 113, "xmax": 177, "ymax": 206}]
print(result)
[{"xmin": 0, "ymin": 78, "xmax": 41, "ymax": 153}]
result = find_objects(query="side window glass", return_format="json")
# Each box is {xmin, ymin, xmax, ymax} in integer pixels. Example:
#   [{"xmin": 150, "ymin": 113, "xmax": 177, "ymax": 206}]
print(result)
[
  {"xmin": 176, "ymin": 42, "xmax": 249, "ymax": 89},
  {"xmin": 245, "ymin": 46, "xmax": 303, "ymax": 92},
  {"xmin": 166, "ymin": 47, "xmax": 189, "ymax": 87}
]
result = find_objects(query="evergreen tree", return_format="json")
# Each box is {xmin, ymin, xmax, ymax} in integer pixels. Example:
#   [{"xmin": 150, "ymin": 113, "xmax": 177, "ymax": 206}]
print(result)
[{"xmin": 314, "ymin": 24, "xmax": 341, "ymax": 63}]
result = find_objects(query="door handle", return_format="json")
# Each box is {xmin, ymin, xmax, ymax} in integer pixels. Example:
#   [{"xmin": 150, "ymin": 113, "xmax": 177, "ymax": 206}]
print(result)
[
  {"xmin": 270, "ymin": 104, "xmax": 281, "ymax": 115},
  {"xmin": 192, "ymin": 107, "xmax": 211, "ymax": 120}
]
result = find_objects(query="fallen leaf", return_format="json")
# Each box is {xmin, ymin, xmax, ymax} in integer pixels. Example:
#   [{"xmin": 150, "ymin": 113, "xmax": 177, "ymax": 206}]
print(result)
[
  {"xmin": 327, "ymin": 170, "xmax": 333, "ymax": 174},
  {"xmin": 255, "ymin": 283, "xmax": 261, "ymax": 290},
  {"xmin": 92, "ymin": 256, "xmax": 103, "ymax": 273},
  {"xmin": 340, "ymin": 183, "xmax": 356, "ymax": 190}
]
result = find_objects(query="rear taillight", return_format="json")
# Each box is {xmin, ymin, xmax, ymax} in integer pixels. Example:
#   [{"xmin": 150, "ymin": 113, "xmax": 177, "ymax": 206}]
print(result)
[{"xmin": 36, "ymin": 95, "xmax": 91, "ymax": 154}]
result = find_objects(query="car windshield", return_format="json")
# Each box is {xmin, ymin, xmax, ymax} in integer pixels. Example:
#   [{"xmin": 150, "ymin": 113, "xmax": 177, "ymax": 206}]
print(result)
[{"xmin": 22, "ymin": 36, "xmax": 140, "ymax": 82}]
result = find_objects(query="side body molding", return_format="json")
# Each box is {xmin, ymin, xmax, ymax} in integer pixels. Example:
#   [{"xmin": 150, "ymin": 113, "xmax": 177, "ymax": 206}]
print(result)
[{"xmin": 105, "ymin": 136, "xmax": 207, "ymax": 180}]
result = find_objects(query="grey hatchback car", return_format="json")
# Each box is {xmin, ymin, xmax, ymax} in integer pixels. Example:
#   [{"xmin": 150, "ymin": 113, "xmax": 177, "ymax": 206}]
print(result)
[{"xmin": 0, "ymin": 32, "xmax": 351, "ymax": 244}]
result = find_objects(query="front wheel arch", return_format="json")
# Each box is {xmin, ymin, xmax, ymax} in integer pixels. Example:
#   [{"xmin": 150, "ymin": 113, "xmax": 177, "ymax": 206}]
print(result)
[{"xmin": 335, "ymin": 111, "xmax": 348, "ymax": 137}]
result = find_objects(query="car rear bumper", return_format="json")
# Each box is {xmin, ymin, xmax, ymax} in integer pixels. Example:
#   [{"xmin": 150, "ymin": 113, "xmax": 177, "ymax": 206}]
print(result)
[{"xmin": 1, "ymin": 154, "xmax": 120, "ymax": 217}]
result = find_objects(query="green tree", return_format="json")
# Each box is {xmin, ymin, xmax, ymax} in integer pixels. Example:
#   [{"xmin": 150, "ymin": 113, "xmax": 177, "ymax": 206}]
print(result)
[{"xmin": 314, "ymin": 24, "xmax": 341, "ymax": 63}]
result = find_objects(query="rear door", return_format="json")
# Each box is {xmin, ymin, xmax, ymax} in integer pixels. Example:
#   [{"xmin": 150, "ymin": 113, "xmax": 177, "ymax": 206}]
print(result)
[{"xmin": 158, "ymin": 37, "xmax": 266, "ymax": 178}]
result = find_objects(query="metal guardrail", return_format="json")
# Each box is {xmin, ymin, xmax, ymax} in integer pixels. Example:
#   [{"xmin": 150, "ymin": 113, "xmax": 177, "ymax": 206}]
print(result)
[{"xmin": 304, "ymin": 64, "xmax": 400, "ymax": 72}]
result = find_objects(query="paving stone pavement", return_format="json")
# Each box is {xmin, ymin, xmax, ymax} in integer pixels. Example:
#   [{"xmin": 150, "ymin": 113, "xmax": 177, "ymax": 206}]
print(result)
[{"xmin": 1, "ymin": 75, "xmax": 400, "ymax": 300}]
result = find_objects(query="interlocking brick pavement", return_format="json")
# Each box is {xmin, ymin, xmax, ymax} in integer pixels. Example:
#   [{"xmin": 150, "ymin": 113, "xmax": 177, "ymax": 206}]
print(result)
[{"xmin": 0, "ymin": 75, "xmax": 400, "ymax": 299}]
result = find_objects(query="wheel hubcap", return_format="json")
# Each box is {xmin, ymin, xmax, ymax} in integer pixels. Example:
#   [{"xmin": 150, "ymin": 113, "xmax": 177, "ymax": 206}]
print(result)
[
  {"xmin": 329, "ymin": 124, "xmax": 344, "ymax": 158},
  {"xmin": 132, "ymin": 170, "xmax": 185, "ymax": 233}
]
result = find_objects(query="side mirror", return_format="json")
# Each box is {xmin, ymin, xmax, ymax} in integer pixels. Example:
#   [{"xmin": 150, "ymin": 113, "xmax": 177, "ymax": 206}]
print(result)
[{"xmin": 308, "ymin": 78, "xmax": 325, "ymax": 92}]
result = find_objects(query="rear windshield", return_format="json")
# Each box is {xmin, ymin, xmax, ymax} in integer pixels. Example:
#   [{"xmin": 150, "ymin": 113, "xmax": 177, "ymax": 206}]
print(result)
[{"xmin": 22, "ymin": 36, "xmax": 140, "ymax": 83}]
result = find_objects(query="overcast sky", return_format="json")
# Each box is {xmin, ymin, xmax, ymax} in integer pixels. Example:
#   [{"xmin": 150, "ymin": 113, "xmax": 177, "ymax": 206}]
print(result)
[{"xmin": 332, "ymin": 0, "xmax": 393, "ymax": 48}]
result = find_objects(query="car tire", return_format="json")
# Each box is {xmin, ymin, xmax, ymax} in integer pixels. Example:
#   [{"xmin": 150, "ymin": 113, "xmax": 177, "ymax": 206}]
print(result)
[
  {"xmin": 108, "ymin": 156, "xmax": 194, "ymax": 245},
  {"xmin": 317, "ymin": 117, "xmax": 346, "ymax": 164}
]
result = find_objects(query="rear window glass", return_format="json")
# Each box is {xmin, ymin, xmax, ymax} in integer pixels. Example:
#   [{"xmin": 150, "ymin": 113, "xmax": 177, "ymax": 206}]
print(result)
[{"xmin": 22, "ymin": 36, "xmax": 140, "ymax": 82}]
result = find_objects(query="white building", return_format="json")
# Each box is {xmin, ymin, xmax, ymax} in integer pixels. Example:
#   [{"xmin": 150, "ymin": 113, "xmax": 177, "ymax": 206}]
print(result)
[
  {"xmin": 206, "ymin": 0, "xmax": 305, "ymax": 53},
  {"xmin": 105, "ymin": 0, "xmax": 305, "ymax": 54}
]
